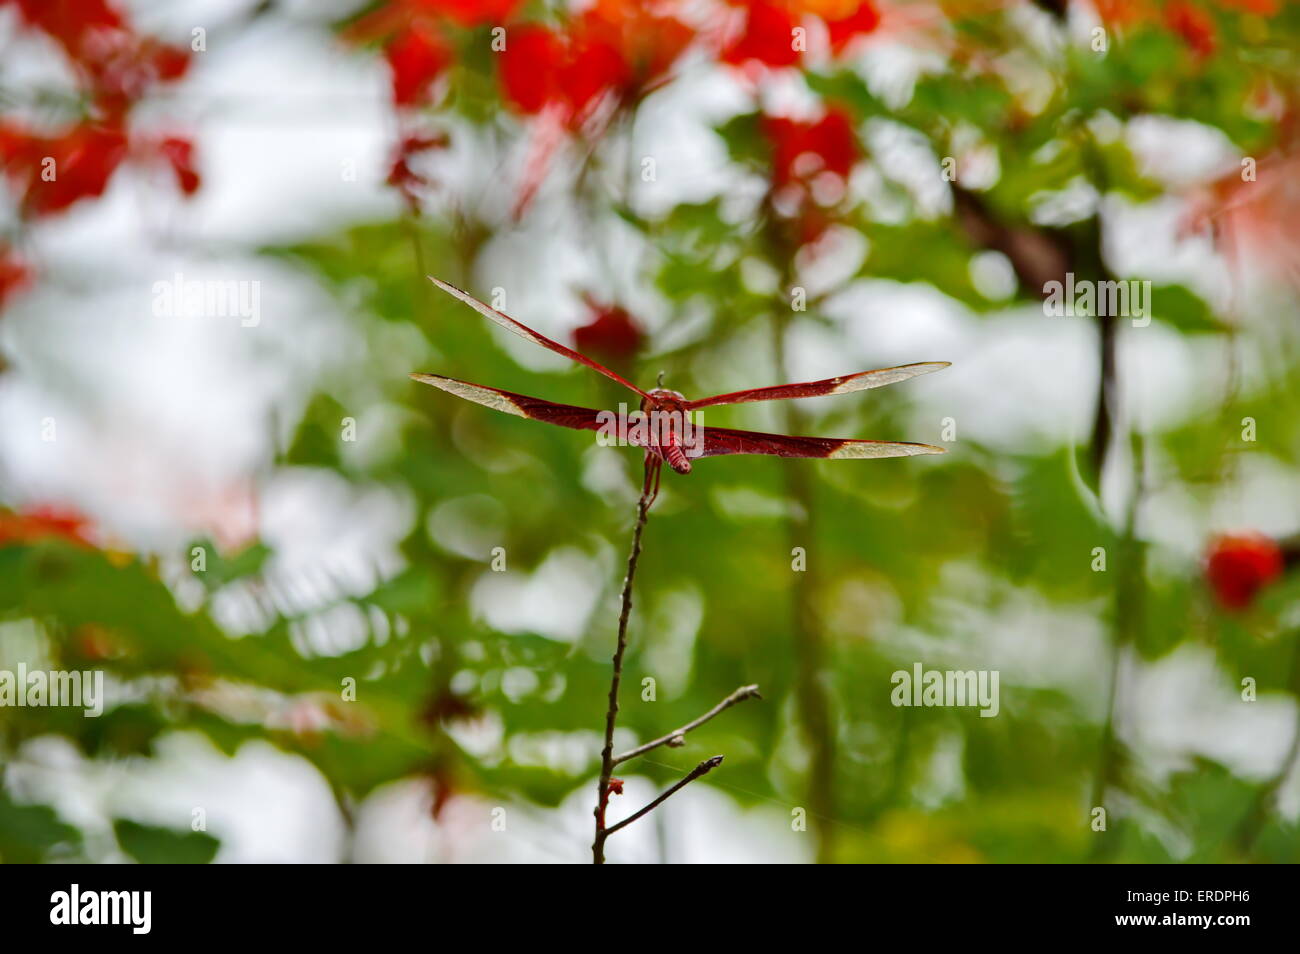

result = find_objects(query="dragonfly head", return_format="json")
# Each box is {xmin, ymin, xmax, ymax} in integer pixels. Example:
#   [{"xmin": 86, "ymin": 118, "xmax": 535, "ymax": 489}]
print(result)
[{"xmin": 642, "ymin": 387, "xmax": 687, "ymax": 413}]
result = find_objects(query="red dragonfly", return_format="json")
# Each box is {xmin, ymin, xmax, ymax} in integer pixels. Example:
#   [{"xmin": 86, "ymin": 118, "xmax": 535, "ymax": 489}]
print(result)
[{"xmin": 412, "ymin": 278, "xmax": 948, "ymax": 503}]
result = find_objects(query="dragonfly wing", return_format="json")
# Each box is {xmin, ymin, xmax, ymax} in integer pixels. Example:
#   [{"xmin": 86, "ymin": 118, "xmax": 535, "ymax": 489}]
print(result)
[
  {"xmin": 411, "ymin": 373, "xmax": 613, "ymax": 433},
  {"xmin": 699, "ymin": 425, "xmax": 945, "ymax": 460},
  {"xmin": 685, "ymin": 362, "xmax": 949, "ymax": 410},
  {"xmin": 428, "ymin": 277, "xmax": 650, "ymax": 399}
]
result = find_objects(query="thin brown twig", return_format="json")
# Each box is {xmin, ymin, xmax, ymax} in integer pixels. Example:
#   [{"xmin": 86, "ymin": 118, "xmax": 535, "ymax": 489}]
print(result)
[
  {"xmin": 613, "ymin": 684, "xmax": 762, "ymax": 766},
  {"xmin": 592, "ymin": 461, "xmax": 656, "ymax": 864},
  {"xmin": 604, "ymin": 756, "xmax": 725, "ymax": 838}
]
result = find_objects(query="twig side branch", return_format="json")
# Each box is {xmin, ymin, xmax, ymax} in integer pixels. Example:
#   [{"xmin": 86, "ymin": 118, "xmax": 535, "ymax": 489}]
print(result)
[
  {"xmin": 612, "ymin": 684, "xmax": 762, "ymax": 766},
  {"xmin": 604, "ymin": 756, "xmax": 725, "ymax": 837}
]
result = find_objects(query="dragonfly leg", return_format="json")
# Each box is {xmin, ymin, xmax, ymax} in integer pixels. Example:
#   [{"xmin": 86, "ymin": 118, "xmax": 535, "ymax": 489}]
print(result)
[{"xmin": 641, "ymin": 452, "xmax": 663, "ymax": 509}]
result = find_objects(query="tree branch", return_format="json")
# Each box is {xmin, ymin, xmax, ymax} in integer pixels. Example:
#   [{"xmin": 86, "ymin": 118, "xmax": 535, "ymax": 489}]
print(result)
[
  {"xmin": 603, "ymin": 756, "xmax": 725, "ymax": 838},
  {"xmin": 612, "ymin": 684, "xmax": 761, "ymax": 766},
  {"xmin": 764, "ymin": 231, "xmax": 837, "ymax": 863},
  {"xmin": 1235, "ymin": 635, "xmax": 1300, "ymax": 853}
]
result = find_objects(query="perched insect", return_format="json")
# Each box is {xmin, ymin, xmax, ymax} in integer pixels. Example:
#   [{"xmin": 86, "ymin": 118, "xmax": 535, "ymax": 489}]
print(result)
[{"xmin": 412, "ymin": 278, "xmax": 949, "ymax": 503}]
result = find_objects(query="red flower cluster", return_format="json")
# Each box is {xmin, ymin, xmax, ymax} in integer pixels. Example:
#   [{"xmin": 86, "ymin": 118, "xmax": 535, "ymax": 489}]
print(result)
[
  {"xmin": 762, "ymin": 108, "xmax": 860, "ymax": 245},
  {"xmin": 0, "ymin": 0, "xmax": 199, "ymax": 217},
  {"xmin": 7, "ymin": 0, "xmax": 191, "ymax": 120},
  {"xmin": 499, "ymin": 1, "xmax": 693, "ymax": 126},
  {"xmin": 724, "ymin": 1, "xmax": 803, "ymax": 69},
  {"xmin": 723, "ymin": 0, "xmax": 881, "ymax": 70},
  {"xmin": 1205, "ymin": 532, "xmax": 1284, "ymax": 610},
  {"xmin": 353, "ymin": 1, "xmax": 527, "ymax": 110},
  {"xmin": 347, "ymin": 4, "xmax": 496, "ymax": 214}
]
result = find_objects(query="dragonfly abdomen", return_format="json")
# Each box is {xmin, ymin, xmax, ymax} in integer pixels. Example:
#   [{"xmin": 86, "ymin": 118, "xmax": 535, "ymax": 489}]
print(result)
[{"xmin": 663, "ymin": 441, "xmax": 692, "ymax": 475}]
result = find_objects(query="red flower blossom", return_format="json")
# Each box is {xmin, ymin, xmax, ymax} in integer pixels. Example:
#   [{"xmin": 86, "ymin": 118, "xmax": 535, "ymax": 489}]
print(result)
[
  {"xmin": 9, "ymin": 0, "xmax": 124, "ymax": 57},
  {"xmin": 1206, "ymin": 532, "xmax": 1284, "ymax": 610},
  {"xmin": 149, "ymin": 43, "xmax": 191, "ymax": 82},
  {"xmin": 156, "ymin": 136, "xmax": 201, "ymax": 195},
  {"xmin": 499, "ymin": 25, "xmax": 563, "ymax": 115},
  {"xmin": 495, "ymin": 7, "xmax": 692, "ymax": 218},
  {"xmin": 0, "ymin": 122, "xmax": 129, "ymax": 217},
  {"xmin": 0, "ymin": 506, "xmax": 93, "ymax": 547},
  {"xmin": 560, "ymin": 32, "xmax": 630, "ymax": 120},
  {"xmin": 825, "ymin": 1, "xmax": 880, "ymax": 54},
  {"xmin": 1166, "ymin": 1, "xmax": 1216, "ymax": 58},
  {"xmin": 498, "ymin": 23, "xmax": 631, "ymax": 125},
  {"xmin": 577, "ymin": 0, "xmax": 694, "ymax": 96},
  {"xmin": 8, "ymin": 0, "xmax": 190, "ymax": 119},
  {"xmin": 764, "ymin": 110, "xmax": 858, "ymax": 186},
  {"xmin": 607, "ymin": 777, "xmax": 625, "ymax": 796},
  {"xmin": 573, "ymin": 297, "xmax": 643, "ymax": 365},
  {"xmin": 386, "ymin": 21, "xmax": 453, "ymax": 106},
  {"xmin": 723, "ymin": 1, "xmax": 802, "ymax": 70},
  {"xmin": 81, "ymin": 35, "xmax": 192, "ymax": 119},
  {"xmin": 0, "ymin": 245, "xmax": 33, "ymax": 312}
]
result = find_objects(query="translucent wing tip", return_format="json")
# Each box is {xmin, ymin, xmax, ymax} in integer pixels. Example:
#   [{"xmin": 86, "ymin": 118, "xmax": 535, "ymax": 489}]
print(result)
[
  {"xmin": 410, "ymin": 372, "xmax": 445, "ymax": 386},
  {"xmin": 427, "ymin": 276, "xmax": 460, "ymax": 297},
  {"xmin": 428, "ymin": 276, "xmax": 482, "ymax": 311},
  {"xmin": 409, "ymin": 372, "xmax": 527, "ymax": 417},
  {"xmin": 905, "ymin": 361, "xmax": 951, "ymax": 372},
  {"xmin": 831, "ymin": 361, "xmax": 952, "ymax": 395},
  {"xmin": 829, "ymin": 441, "xmax": 947, "ymax": 459}
]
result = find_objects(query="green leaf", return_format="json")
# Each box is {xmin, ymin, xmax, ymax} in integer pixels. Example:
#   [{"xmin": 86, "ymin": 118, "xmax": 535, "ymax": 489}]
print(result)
[
  {"xmin": 113, "ymin": 818, "xmax": 220, "ymax": 864},
  {"xmin": 1146, "ymin": 283, "xmax": 1224, "ymax": 333},
  {"xmin": 0, "ymin": 788, "xmax": 82, "ymax": 863}
]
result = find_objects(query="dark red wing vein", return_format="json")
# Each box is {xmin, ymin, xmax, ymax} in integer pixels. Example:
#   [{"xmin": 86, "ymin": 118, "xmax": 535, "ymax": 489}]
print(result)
[
  {"xmin": 685, "ymin": 362, "xmax": 950, "ymax": 410},
  {"xmin": 428, "ymin": 277, "xmax": 650, "ymax": 399},
  {"xmin": 699, "ymin": 425, "xmax": 945, "ymax": 460},
  {"xmin": 410, "ymin": 373, "xmax": 620, "ymax": 433}
]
